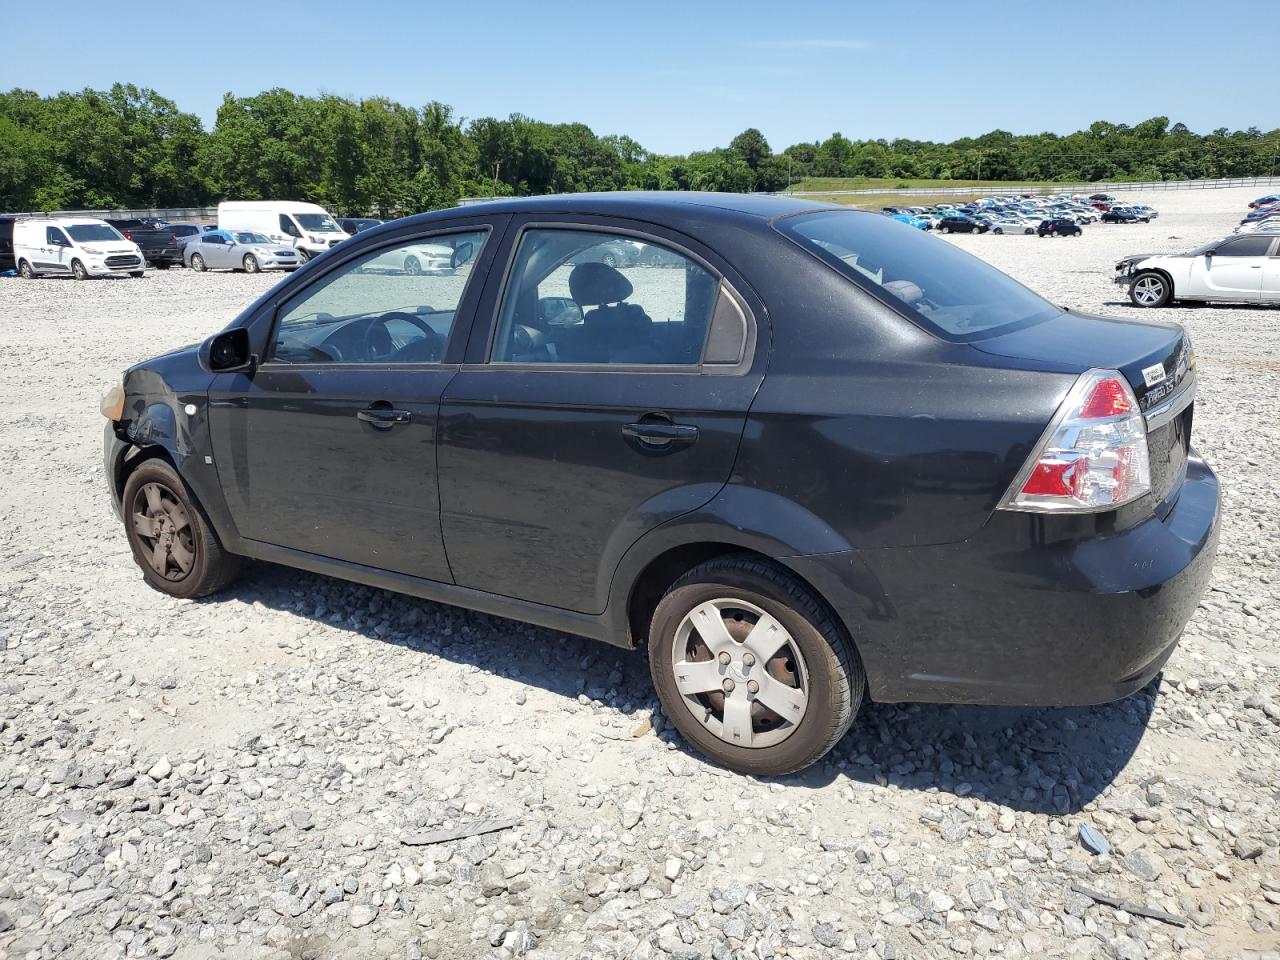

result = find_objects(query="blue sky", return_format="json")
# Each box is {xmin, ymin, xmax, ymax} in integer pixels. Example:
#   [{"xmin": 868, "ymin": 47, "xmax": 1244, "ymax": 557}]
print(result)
[{"xmin": 4, "ymin": 0, "xmax": 1273, "ymax": 154}]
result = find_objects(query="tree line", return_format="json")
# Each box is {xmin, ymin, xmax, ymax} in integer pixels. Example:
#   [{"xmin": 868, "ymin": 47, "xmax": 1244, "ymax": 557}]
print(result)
[{"xmin": 2, "ymin": 83, "xmax": 1278, "ymax": 215}]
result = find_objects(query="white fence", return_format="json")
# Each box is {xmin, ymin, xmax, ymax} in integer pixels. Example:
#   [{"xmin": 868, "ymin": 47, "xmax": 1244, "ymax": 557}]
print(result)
[
  {"xmin": 8, "ymin": 177, "xmax": 1280, "ymax": 220},
  {"xmin": 780, "ymin": 176, "xmax": 1280, "ymax": 199}
]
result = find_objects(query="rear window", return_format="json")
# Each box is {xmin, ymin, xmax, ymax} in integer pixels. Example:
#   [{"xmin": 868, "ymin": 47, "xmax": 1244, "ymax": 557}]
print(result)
[{"xmin": 778, "ymin": 210, "xmax": 1060, "ymax": 341}]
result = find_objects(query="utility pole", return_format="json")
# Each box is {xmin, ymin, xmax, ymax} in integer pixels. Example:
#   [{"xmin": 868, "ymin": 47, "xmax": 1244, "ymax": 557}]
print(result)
[{"xmin": 492, "ymin": 162, "xmax": 500, "ymax": 195}]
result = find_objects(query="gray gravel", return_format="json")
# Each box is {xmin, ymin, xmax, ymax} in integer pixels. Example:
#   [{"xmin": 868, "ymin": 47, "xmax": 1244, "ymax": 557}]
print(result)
[{"xmin": 1, "ymin": 187, "xmax": 1278, "ymax": 960}]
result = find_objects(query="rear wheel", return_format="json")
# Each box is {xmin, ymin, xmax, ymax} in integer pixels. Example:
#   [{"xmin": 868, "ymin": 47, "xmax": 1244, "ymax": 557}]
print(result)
[
  {"xmin": 403, "ymin": 255, "xmax": 422, "ymax": 275},
  {"xmin": 1129, "ymin": 271, "xmax": 1171, "ymax": 308},
  {"xmin": 122, "ymin": 459, "xmax": 241, "ymax": 599},
  {"xmin": 648, "ymin": 556, "xmax": 864, "ymax": 777},
  {"xmin": 71, "ymin": 259, "xmax": 88, "ymax": 281},
  {"xmin": 190, "ymin": 253, "xmax": 207, "ymax": 272},
  {"xmin": 243, "ymin": 254, "xmax": 260, "ymax": 273}
]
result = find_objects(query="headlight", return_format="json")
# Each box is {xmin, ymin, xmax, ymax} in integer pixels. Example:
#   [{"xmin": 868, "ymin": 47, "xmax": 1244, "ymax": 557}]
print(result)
[
  {"xmin": 254, "ymin": 248, "xmax": 271, "ymax": 256},
  {"xmin": 100, "ymin": 381, "xmax": 125, "ymax": 421},
  {"xmin": 82, "ymin": 246, "xmax": 103, "ymax": 255},
  {"xmin": 310, "ymin": 235, "xmax": 324, "ymax": 244}
]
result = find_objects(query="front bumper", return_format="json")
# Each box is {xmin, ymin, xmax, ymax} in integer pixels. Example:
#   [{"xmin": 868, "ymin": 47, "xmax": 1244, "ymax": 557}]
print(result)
[
  {"xmin": 786, "ymin": 453, "xmax": 1220, "ymax": 706},
  {"xmin": 259, "ymin": 256, "xmax": 300, "ymax": 270},
  {"xmin": 104, "ymin": 422, "xmax": 128, "ymax": 519},
  {"xmin": 85, "ymin": 256, "xmax": 144, "ymax": 276}
]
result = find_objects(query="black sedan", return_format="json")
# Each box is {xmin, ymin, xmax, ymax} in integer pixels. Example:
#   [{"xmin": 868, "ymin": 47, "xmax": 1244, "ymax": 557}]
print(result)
[
  {"xmin": 101, "ymin": 193, "xmax": 1219, "ymax": 776},
  {"xmin": 1038, "ymin": 217, "xmax": 1082, "ymax": 237},
  {"xmin": 936, "ymin": 215, "xmax": 988, "ymax": 234},
  {"xmin": 1102, "ymin": 209, "xmax": 1149, "ymax": 224}
]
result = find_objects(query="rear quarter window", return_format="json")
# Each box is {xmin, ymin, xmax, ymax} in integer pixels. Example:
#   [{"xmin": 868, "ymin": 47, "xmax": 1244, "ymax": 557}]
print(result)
[{"xmin": 777, "ymin": 210, "xmax": 1060, "ymax": 341}]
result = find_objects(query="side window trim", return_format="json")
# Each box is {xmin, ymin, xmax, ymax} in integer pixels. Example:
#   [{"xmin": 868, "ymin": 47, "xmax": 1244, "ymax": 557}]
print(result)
[
  {"xmin": 480, "ymin": 220, "xmax": 755, "ymax": 375},
  {"xmin": 259, "ymin": 224, "xmax": 493, "ymax": 368}
]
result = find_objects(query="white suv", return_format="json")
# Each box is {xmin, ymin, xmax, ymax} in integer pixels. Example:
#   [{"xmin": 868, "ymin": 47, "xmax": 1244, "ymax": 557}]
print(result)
[
  {"xmin": 13, "ymin": 217, "xmax": 145, "ymax": 280},
  {"xmin": 1114, "ymin": 232, "xmax": 1280, "ymax": 307}
]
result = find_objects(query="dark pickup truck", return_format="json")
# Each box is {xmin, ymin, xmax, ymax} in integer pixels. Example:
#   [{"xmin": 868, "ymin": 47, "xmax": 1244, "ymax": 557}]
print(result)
[{"xmin": 104, "ymin": 219, "xmax": 183, "ymax": 269}]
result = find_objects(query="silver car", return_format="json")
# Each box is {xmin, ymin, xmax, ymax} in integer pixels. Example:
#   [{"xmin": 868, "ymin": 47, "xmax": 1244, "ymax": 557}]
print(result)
[{"xmin": 184, "ymin": 230, "xmax": 300, "ymax": 273}]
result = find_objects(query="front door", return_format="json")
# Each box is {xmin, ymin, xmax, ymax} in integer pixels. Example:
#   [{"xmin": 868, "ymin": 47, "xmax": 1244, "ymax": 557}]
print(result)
[
  {"xmin": 438, "ymin": 220, "xmax": 766, "ymax": 614},
  {"xmin": 45, "ymin": 226, "xmax": 71, "ymax": 274},
  {"xmin": 1191, "ymin": 234, "xmax": 1271, "ymax": 301},
  {"xmin": 1260, "ymin": 237, "xmax": 1280, "ymax": 303},
  {"xmin": 207, "ymin": 224, "xmax": 499, "ymax": 581}
]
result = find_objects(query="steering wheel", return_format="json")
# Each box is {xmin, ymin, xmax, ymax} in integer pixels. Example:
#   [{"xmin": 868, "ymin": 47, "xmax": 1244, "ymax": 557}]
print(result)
[{"xmin": 361, "ymin": 311, "xmax": 442, "ymax": 361}]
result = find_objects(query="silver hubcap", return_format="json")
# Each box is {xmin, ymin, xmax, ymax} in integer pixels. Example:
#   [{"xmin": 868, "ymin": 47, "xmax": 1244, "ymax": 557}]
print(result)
[
  {"xmin": 671, "ymin": 598, "xmax": 809, "ymax": 749},
  {"xmin": 1133, "ymin": 277, "xmax": 1164, "ymax": 304}
]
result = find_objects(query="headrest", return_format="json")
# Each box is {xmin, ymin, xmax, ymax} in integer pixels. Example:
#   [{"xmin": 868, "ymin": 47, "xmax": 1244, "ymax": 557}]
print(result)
[{"xmin": 569, "ymin": 262, "xmax": 632, "ymax": 306}]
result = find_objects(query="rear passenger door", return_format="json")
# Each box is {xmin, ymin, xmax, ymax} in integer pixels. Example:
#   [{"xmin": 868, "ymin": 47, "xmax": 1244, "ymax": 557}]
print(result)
[{"xmin": 437, "ymin": 217, "xmax": 767, "ymax": 614}]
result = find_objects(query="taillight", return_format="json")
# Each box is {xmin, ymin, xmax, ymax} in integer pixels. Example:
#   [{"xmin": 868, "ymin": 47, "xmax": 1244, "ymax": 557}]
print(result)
[
  {"xmin": 1000, "ymin": 369, "xmax": 1151, "ymax": 513},
  {"xmin": 123, "ymin": 230, "xmax": 132, "ymax": 240}
]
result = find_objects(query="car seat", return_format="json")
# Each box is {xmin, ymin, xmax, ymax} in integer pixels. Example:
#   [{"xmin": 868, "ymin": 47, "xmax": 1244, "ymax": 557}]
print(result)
[{"xmin": 563, "ymin": 262, "xmax": 656, "ymax": 363}]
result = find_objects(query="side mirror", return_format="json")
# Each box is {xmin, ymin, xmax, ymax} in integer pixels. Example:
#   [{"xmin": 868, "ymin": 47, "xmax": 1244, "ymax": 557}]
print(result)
[
  {"xmin": 202, "ymin": 328, "xmax": 257, "ymax": 373},
  {"xmin": 1203, "ymin": 250, "xmax": 1215, "ymax": 258},
  {"xmin": 450, "ymin": 240, "xmax": 475, "ymax": 269},
  {"xmin": 539, "ymin": 296, "xmax": 584, "ymax": 326}
]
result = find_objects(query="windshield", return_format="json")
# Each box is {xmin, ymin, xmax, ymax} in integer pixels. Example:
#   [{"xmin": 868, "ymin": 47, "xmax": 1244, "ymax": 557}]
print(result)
[
  {"xmin": 295, "ymin": 213, "xmax": 341, "ymax": 232},
  {"xmin": 780, "ymin": 210, "xmax": 1060, "ymax": 340},
  {"xmin": 66, "ymin": 224, "xmax": 124, "ymax": 243},
  {"xmin": 234, "ymin": 232, "xmax": 271, "ymax": 244}
]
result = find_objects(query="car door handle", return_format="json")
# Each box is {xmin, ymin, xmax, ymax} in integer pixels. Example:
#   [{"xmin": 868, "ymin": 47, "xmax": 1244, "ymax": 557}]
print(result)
[
  {"xmin": 356, "ymin": 407, "xmax": 412, "ymax": 427},
  {"xmin": 622, "ymin": 421, "xmax": 699, "ymax": 447}
]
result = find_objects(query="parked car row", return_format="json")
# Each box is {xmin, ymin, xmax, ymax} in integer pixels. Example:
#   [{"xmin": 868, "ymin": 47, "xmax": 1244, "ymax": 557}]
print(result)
[
  {"xmin": 4, "ymin": 203, "xmax": 396, "ymax": 279},
  {"xmin": 881, "ymin": 192, "xmax": 1159, "ymax": 239},
  {"xmin": 1236, "ymin": 193, "xmax": 1280, "ymax": 234}
]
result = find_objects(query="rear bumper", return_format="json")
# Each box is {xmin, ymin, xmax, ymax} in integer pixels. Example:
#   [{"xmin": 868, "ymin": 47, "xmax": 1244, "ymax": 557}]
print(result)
[{"xmin": 787, "ymin": 453, "xmax": 1220, "ymax": 706}]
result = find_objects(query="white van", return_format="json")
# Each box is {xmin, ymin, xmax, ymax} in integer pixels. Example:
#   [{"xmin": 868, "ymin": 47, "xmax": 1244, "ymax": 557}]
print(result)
[
  {"xmin": 13, "ymin": 217, "xmax": 145, "ymax": 280},
  {"xmin": 217, "ymin": 201, "xmax": 350, "ymax": 261}
]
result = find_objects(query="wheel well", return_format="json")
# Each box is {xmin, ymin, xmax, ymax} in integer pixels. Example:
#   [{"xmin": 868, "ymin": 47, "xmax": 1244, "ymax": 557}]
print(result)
[
  {"xmin": 115, "ymin": 444, "xmax": 176, "ymax": 502},
  {"xmin": 625, "ymin": 543, "xmax": 832, "ymax": 649}
]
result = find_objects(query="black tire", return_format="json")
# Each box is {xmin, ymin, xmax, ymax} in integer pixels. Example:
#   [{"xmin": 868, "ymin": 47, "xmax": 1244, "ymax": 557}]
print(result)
[
  {"xmin": 403, "ymin": 255, "xmax": 422, "ymax": 275},
  {"xmin": 130, "ymin": 271, "xmax": 145, "ymax": 278},
  {"xmin": 71, "ymin": 259, "xmax": 88, "ymax": 281},
  {"xmin": 190, "ymin": 253, "xmax": 206, "ymax": 272},
  {"xmin": 122, "ymin": 458, "xmax": 241, "ymax": 599},
  {"xmin": 993, "ymin": 227, "xmax": 1003, "ymax": 235},
  {"xmin": 297, "ymin": 248, "xmax": 312, "ymax": 263},
  {"xmin": 601, "ymin": 251, "xmax": 620, "ymax": 268},
  {"xmin": 648, "ymin": 555, "xmax": 864, "ymax": 777},
  {"xmin": 155, "ymin": 262, "xmax": 171, "ymax": 271},
  {"xmin": 243, "ymin": 254, "xmax": 260, "ymax": 273},
  {"xmin": 940, "ymin": 226, "xmax": 950, "ymax": 234},
  {"xmin": 1129, "ymin": 270, "xmax": 1172, "ymax": 308},
  {"xmin": 17, "ymin": 260, "xmax": 35, "ymax": 279}
]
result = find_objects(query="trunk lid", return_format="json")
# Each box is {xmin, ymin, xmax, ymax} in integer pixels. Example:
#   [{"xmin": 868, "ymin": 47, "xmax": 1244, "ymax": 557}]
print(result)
[
  {"xmin": 973, "ymin": 309, "xmax": 1193, "ymax": 514},
  {"xmin": 972, "ymin": 309, "xmax": 1187, "ymax": 410}
]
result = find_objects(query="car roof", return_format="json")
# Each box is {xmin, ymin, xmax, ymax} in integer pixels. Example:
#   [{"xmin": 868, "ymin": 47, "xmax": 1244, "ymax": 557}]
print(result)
[{"xmin": 411, "ymin": 191, "xmax": 845, "ymax": 226}]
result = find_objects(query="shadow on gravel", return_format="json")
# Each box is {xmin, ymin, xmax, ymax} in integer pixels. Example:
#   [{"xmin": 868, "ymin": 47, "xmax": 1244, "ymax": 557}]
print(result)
[{"xmin": 209, "ymin": 562, "xmax": 1156, "ymax": 816}]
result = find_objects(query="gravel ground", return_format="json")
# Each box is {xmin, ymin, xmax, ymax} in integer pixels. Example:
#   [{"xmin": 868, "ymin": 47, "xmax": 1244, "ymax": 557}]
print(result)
[{"xmin": 1, "ymin": 187, "xmax": 1277, "ymax": 960}]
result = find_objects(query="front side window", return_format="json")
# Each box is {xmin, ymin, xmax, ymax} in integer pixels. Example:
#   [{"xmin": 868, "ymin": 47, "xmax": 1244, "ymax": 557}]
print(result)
[
  {"xmin": 779, "ymin": 210, "xmax": 1060, "ymax": 340},
  {"xmin": 1216, "ymin": 236, "xmax": 1273, "ymax": 257},
  {"xmin": 491, "ymin": 229, "xmax": 719, "ymax": 365},
  {"xmin": 46, "ymin": 227, "xmax": 70, "ymax": 246},
  {"xmin": 278, "ymin": 215, "xmax": 300, "ymax": 237},
  {"xmin": 268, "ymin": 229, "xmax": 487, "ymax": 365}
]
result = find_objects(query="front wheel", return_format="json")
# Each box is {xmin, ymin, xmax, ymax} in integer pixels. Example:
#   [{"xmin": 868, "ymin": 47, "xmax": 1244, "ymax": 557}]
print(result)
[
  {"xmin": 243, "ymin": 254, "xmax": 260, "ymax": 273},
  {"xmin": 403, "ymin": 255, "xmax": 422, "ymax": 275},
  {"xmin": 993, "ymin": 227, "xmax": 1003, "ymax": 235},
  {"xmin": 1129, "ymin": 271, "xmax": 1171, "ymax": 308},
  {"xmin": 130, "ymin": 271, "xmax": 145, "ymax": 278},
  {"xmin": 71, "ymin": 259, "xmax": 88, "ymax": 281},
  {"xmin": 297, "ymin": 248, "xmax": 312, "ymax": 263},
  {"xmin": 122, "ymin": 459, "xmax": 241, "ymax": 599},
  {"xmin": 648, "ymin": 556, "xmax": 864, "ymax": 777}
]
